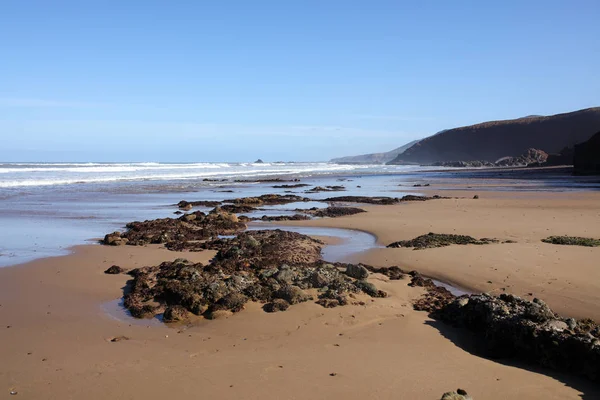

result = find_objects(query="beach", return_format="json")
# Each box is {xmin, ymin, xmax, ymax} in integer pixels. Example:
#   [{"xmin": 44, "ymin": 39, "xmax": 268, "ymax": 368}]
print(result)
[{"xmin": 1, "ymin": 169, "xmax": 600, "ymax": 399}]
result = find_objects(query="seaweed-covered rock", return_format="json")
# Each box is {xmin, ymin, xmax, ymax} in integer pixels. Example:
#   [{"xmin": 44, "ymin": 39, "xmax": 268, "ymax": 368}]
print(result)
[
  {"xmin": 388, "ymin": 233, "xmax": 498, "ymax": 250},
  {"xmin": 309, "ymin": 207, "xmax": 366, "ymax": 218},
  {"xmin": 542, "ymin": 235, "xmax": 600, "ymax": 247},
  {"xmin": 225, "ymin": 194, "xmax": 310, "ymax": 206},
  {"xmin": 210, "ymin": 230, "xmax": 323, "ymax": 272},
  {"xmin": 122, "ymin": 230, "xmax": 387, "ymax": 321},
  {"xmin": 102, "ymin": 208, "xmax": 246, "ymax": 251}
]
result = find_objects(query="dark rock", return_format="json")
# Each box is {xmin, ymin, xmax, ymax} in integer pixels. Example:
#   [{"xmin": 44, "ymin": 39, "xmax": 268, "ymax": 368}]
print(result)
[
  {"xmin": 163, "ymin": 305, "xmax": 188, "ymax": 322},
  {"xmin": 436, "ymin": 293, "xmax": 600, "ymax": 383},
  {"xmin": 309, "ymin": 207, "xmax": 366, "ymax": 218},
  {"xmin": 254, "ymin": 159, "xmax": 264, "ymax": 163},
  {"xmin": 252, "ymin": 214, "xmax": 311, "ymax": 222},
  {"xmin": 366, "ymin": 265, "xmax": 406, "ymax": 280},
  {"xmin": 102, "ymin": 232, "xmax": 128, "ymax": 246},
  {"xmin": 263, "ymin": 299, "xmax": 290, "ymax": 312},
  {"xmin": 440, "ymin": 389, "xmax": 473, "ymax": 400},
  {"xmin": 102, "ymin": 208, "xmax": 246, "ymax": 251},
  {"xmin": 355, "ymin": 280, "xmax": 387, "ymax": 298},
  {"xmin": 220, "ymin": 204, "xmax": 257, "ymax": 213},
  {"xmin": 225, "ymin": 194, "xmax": 311, "ymax": 206},
  {"xmin": 274, "ymin": 285, "xmax": 310, "ymax": 305},
  {"xmin": 104, "ymin": 265, "xmax": 124, "ymax": 274},
  {"xmin": 272, "ymin": 183, "xmax": 310, "ymax": 189},
  {"xmin": 177, "ymin": 200, "xmax": 221, "ymax": 209},
  {"xmin": 388, "ymin": 233, "xmax": 498, "ymax": 250},
  {"xmin": 345, "ymin": 264, "xmax": 369, "ymax": 279}
]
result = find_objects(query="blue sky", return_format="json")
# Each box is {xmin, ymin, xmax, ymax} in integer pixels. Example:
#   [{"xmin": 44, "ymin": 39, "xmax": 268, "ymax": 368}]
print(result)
[{"xmin": 1, "ymin": 1, "xmax": 599, "ymax": 162}]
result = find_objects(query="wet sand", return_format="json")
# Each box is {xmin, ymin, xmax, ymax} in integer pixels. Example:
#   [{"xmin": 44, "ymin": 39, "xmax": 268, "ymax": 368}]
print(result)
[{"xmin": 1, "ymin": 187, "xmax": 600, "ymax": 398}]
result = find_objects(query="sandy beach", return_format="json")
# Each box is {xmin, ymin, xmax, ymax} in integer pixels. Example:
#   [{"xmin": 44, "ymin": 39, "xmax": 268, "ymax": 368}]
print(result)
[{"xmin": 1, "ymin": 185, "xmax": 600, "ymax": 399}]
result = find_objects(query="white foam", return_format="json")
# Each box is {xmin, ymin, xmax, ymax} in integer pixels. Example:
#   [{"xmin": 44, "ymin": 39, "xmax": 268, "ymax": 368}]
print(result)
[{"xmin": 0, "ymin": 162, "xmax": 407, "ymax": 188}]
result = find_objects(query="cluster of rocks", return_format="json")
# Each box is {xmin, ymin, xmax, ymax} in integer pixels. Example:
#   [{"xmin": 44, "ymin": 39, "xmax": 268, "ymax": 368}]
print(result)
[
  {"xmin": 121, "ymin": 230, "xmax": 387, "ymax": 322},
  {"xmin": 224, "ymin": 194, "xmax": 311, "ymax": 206},
  {"xmin": 272, "ymin": 183, "xmax": 310, "ymax": 189},
  {"xmin": 387, "ymin": 233, "xmax": 499, "ymax": 250},
  {"xmin": 304, "ymin": 206, "xmax": 366, "ymax": 218},
  {"xmin": 411, "ymin": 275, "xmax": 600, "ymax": 383},
  {"xmin": 177, "ymin": 200, "xmax": 221, "ymax": 210},
  {"xmin": 323, "ymin": 194, "xmax": 445, "ymax": 205},
  {"xmin": 246, "ymin": 214, "xmax": 311, "ymax": 222},
  {"xmin": 102, "ymin": 207, "xmax": 246, "ymax": 250}
]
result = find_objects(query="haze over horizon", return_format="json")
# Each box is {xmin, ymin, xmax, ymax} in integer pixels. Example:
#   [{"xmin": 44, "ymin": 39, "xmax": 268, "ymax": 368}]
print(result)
[{"xmin": 1, "ymin": 1, "xmax": 599, "ymax": 162}]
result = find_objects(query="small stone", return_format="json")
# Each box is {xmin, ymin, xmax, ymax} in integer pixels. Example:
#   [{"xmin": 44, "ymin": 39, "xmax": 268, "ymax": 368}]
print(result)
[
  {"xmin": 345, "ymin": 264, "xmax": 369, "ymax": 280},
  {"xmin": 104, "ymin": 265, "xmax": 124, "ymax": 274}
]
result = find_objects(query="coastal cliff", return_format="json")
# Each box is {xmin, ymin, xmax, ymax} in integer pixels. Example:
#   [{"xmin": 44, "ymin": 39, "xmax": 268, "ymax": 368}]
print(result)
[{"xmin": 387, "ymin": 107, "xmax": 600, "ymax": 165}]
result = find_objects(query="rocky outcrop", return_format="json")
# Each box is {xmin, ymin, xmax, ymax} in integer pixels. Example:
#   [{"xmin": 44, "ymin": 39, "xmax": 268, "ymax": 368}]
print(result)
[
  {"xmin": 250, "ymin": 214, "xmax": 312, "ymax": 222},
  {"xmin": 122, "ymin": 230, "xmax": 387, "ymax": 322},
  {"xmin": 306, "ymin": 207, "xmax": 366, "ymax": 218},
  {"xmin": 323, "ymin": 195, "xmax": 445, "ymax": 205},
  {"xmin": 388, "ymin": 233, "xmax": 498, "ymax": 250},
  {"xmin": 438, "ymin": 293, "xmax": 600, "ymax": 382},
  {"xmin": 101, "ymin": 208, "xmax": 246, "ymax": 250},
  {"xmin": 574, "ymin": 131, "xmax": 600, "ymax": 175},
  {"xmin": 388, "ymin": 107, "xmax": 600, "ymax": 165},
  {"xmin": 177, "ymin": 200, "xmax": 221, "ymax": 210},
  {"xmin": 224, "ymin": 194, "xmax": 311, "ymax": 206},
  {"xmin": 412, "ymin": 276, "xmax": 600, "ymax": 383},
  {"xmin": 305, "ymin": 186, "xmax": 345, "ymax": 193}
]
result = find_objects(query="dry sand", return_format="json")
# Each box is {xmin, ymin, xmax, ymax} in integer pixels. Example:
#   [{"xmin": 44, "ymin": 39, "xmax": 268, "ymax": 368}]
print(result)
[{"xmin": 1, "ymin": 190, "xmax": 599, "ymax": 399}]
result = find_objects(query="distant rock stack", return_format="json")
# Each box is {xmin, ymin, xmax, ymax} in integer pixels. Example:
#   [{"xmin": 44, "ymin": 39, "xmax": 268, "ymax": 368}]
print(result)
[{"xmin": 574, "ymin": 131, "xmax": 600, "ymax": 175}]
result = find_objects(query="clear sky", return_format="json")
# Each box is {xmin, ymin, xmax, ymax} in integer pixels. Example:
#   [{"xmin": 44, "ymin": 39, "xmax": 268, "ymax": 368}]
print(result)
[{"xmin": 1, "ymin": 1, "xmax": 599, "ymax": 162}]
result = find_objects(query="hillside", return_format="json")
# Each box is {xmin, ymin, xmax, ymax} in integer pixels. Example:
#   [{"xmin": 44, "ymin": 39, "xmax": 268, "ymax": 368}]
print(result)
[
  {"xmin": 330, "ymin": 140, "xmax": 418, "ymax": 164},
  {"xmin": 387, "ymin": 107, "xmax": 600, "ymax": 165}
]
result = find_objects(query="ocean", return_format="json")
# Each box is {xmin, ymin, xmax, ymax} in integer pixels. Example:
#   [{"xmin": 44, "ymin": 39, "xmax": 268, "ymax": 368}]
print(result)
[{"xmin": 0, "ymin": 162, "xmax": 433, "ymax": 267}]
